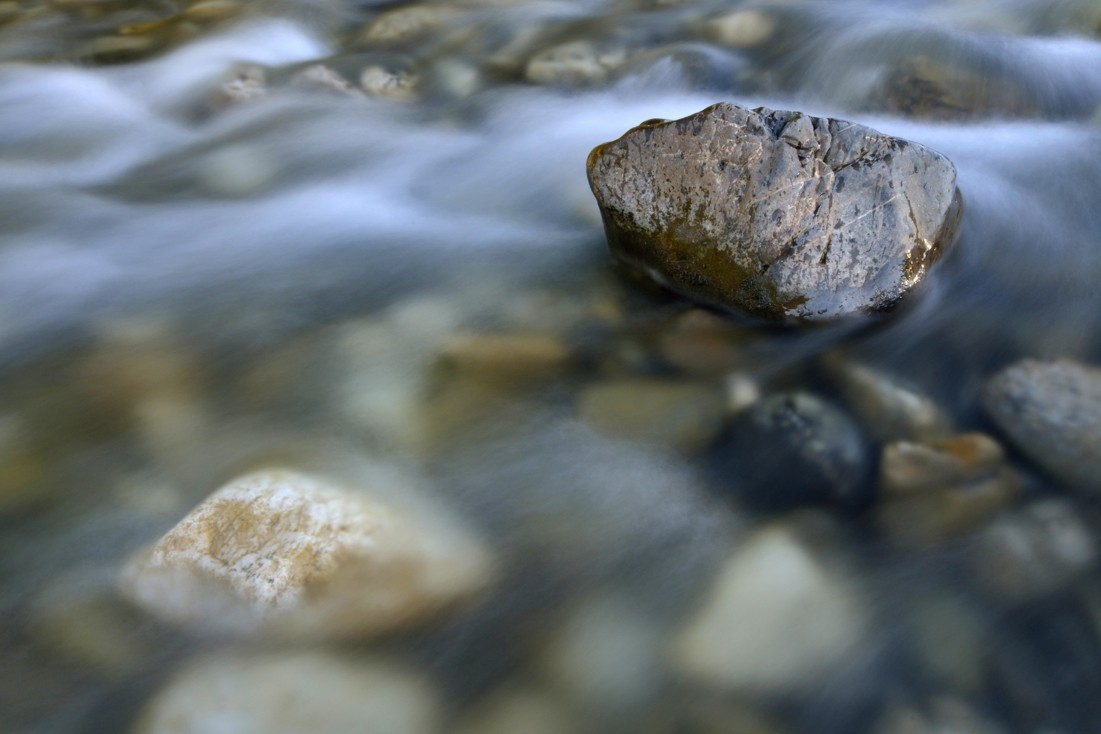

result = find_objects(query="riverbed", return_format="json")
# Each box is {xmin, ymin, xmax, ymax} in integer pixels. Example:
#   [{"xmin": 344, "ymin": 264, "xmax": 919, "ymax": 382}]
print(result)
[{"xmin": 3, "ymin": 1, "xmax": 1101, "ymax": 732}]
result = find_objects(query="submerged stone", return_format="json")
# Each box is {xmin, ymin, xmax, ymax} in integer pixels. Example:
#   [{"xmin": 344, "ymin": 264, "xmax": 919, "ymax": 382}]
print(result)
[
  {"xmin": 982, "ymin": 358, "xmax": 1101, "ymax": 493},
  {"xmin": 826, "ymin": 357, "xmax": 954, "ymax": 442},
  {"xmin": 669, "ymin": 521, "xmax": 870, "ymax": 694},
  {"xmin": 712, "ymin": 391, "xmax": 872, "ymax": 511},
  {"xmin": 879, "ymin": 55, "xmax": 1041, "ymax": 121},
  {"xmin": 121, "ymin": 469, "xmax": 493, "ymax": 638},
  {"xmin": 135, "ymin": 652, "xmax": 441, "ymax": 734},
  {"xmin": 971, "ymin": 498, "xmax": 1096, "ymax": 602},
  {"xmin": 875, "ymin": 433, "xmax": 1020, "ymax": 546},
  {"xmin": 587, "ymin": 102, "xmax": 962, "ymax": 321},
  {"xmin": 578, "ymin": 378, "xmax": 726, "ymax": 453}
]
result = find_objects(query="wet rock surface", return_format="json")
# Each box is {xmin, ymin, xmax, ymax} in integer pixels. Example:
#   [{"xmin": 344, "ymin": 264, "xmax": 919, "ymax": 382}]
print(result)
[
  {"xmin": 712, "ymin": 391, "xmax": 873, "ymax": 511},
  {"xmin": 587, "ymin": 102, "xmax": 963, "ymax": 321},
  {"xmin": 827, "ymin": 358, "xmax": 954, "ymax": 442},
  {"xmin": 982, "ymin": 358, "xmax": 1101, "ymax": 492},
  {"xmin": 874, "ymin": 433, "xmax": 1020, "ymax": 545},
  {"xmin": 121, "ymin": 468, "xmax": 494, "ymax": 637}
]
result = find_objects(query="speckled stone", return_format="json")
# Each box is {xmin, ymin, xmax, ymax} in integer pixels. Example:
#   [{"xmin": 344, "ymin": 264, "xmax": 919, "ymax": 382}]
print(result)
[
  {"xmin": 121, "ymin": 469, "xmax": 494, "ymax": 637},
  {"xmin": 587, "ymin": 102, "xmax": 962, "ymax": 321}
]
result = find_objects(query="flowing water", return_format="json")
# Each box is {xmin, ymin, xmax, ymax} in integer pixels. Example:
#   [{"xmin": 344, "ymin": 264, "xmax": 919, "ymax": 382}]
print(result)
[{"xmin": 3, "ymin": 0, "xmax": 1101, "ymax": 732}]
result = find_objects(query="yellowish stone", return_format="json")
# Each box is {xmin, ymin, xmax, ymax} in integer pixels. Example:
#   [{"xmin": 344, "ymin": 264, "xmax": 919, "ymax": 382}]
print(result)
[
  {"xmin": 121, "ymin": 469, "xmax": 494, "ymax": 638},
  {"xmin": 704, "ymin": 10, "xmax": 776, "ymax": 48},
  {"xmin": 183, "ymin": 0, "xmax": 241, "ymax": 21},
  {"xmin": 437, "ymin": 333, "xmax": 571, "ymax": 384},
  {"xmin": 578, "ymin": 379, "xmax": 725, "ymax": 453},
  {"xmin": 359, "ymin": 6, "xmax": 460, "ymax": 46},
  {"xmin": 135, "ymin": 651, "xmax": 442, "ymax": 734},
  {"xmin": 669, "ymin": 524, "xmax": 869, "ymax": 693}
]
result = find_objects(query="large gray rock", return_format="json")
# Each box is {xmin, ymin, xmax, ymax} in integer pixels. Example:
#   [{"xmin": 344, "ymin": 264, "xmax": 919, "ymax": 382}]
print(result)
[
  {"xmin": 587, "ymin": 102, "xmax": 962, "ymax": 321},
  {"xmin": 982, "ymin": 358, "xmax": 1101, "ymax": 493}
]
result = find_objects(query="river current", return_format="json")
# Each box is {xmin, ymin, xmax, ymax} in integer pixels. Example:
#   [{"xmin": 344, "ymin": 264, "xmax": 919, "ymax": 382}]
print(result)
[{"xmin": 3, "ymin": 1, "xmax": 1101, "ymax": 732}]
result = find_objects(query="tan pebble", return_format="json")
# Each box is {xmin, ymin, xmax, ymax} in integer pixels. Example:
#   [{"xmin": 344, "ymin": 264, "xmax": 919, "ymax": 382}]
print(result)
[
  {"xmin": 183, "ymin": 0, "xmax": 241, "ymax": 21},
  {"xmin": 359, "ymin": 6, "xmax": 459, "ymax": 45},
  {"xmin": 828, "ymin": 359, "xmax": 953, "ymax": 442},
  {"xmin": 578, "ymin": 379, "xmax": 725, "ymax": 453},
  {"xmin": 525, "ymin": 41, "xmax": 626, "ymax": 86},
  {"xmin": 77, "ymin": 319, "xmax": 205, "ymax": 424},
  {"xmin": 0, "ymin": 441, "xmax": 47, "ymax": 512},
  {"xmin": 437, "ymin": 333, "xmax": 571, "ymax": 383},
  {"xmin": 81, "ymin": 34, "xmax": 158, "ymax": 60},
  {"xmin": 120, "ymin": 469, "xmax": 494, "ymax": 638},
  {"xmin": 724, "ymin": 373, "xmax": 760, "ymax": 415},
  {"xmin": 134, "ymin": 651, "xmax": 442, "ymax": 734},
  {"xmin": 5, "ymin": 4, "xmax": 49, "ymax": 24},
  {"xmin": 658, "ymin": 308, "xmax": 745, "ymax": 375},
  {"xmin": 168, "ymin": 20, "xmax": 202, "ymax": 44},
  {"xmin": 670, "ymin": 523, "xmax": 869, "ymax": 694},
  {"xmin": 880, "ymin": 433, "xmax": 1005, "ymax": 496},
  {"xmin": 290, "ymin": 64, "xmax": 364, "ymax": 97},
  {"xmin": 705, "ymin": 10, "xmax": 776, "ymax": 48},
  {"xmin": 414, "ymin": 373, "xmax": 525, "ymax": 453},
  {"xmin": 876, "ymin": 487, "xmax": 1017, "ymax": 546},
  {"xmin": 117, "ymin": 16, "xmax": 175, "ymax": 35},
  {"xmin": 875, "ymin": 437, "xmax": 1020, "ymax": 546},
  {"xmin": 360, "ymin": 64, "xmax": 418, "ymax": 101},
  {"xmin": 0, "ymin": 2, "xmax": 21, "ymax": 23},
  {"xmin": 209, "ymin": 63, "xmax": 267, "ymax": 108}
]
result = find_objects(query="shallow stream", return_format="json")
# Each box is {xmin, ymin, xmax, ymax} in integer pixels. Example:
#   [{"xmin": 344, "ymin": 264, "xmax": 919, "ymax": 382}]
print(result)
[{"xmin": 4, "ymin": 1, "xmax": 1101, "ymax": 732}]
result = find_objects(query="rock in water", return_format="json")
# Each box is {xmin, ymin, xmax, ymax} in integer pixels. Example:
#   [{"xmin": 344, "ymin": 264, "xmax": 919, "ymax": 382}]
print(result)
[
  {"xmin": 669, "ymin": 522, "xmax": 870, "ymax": 693},
  {"xmin": 121, "ymin": 469, "xmax": 493, "ymax": 638},
  {"xmin": 982, "ymin": 358, "xmax": 1101, "ymax": 493},
  {"xmin": 135, "ymin": 652, "xmax": 441, "ymax": 734},
  {"xmin": 586, "ymin": 102, "xmax": 962, "ymax": 321}
]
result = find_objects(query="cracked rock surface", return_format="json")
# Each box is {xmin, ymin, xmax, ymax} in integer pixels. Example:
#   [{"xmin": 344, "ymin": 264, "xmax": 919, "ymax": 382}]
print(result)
[{"xmin": 587, "ymin": 102, "xmax": 963, "ymax": 321}]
